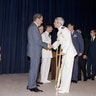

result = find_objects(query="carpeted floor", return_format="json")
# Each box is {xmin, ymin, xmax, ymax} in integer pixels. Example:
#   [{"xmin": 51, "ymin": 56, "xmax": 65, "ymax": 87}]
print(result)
[{"xmin": 0, "ymin": 74, "xmax": 96, "ymax": 96}]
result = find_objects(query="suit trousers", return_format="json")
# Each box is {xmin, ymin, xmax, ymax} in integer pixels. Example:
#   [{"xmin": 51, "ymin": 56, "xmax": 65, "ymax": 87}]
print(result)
[
  {"xmin": 87, "ymin": 59, "xmax": 96, "ymax": 78},
  {"xmin": 40, "ymin": 58, "xmax": 51, "ymax": 82},
  {"xmin": 78, "ymin": 56, "xmax": 87, "ymax": 80},
  {"xmin": 72, "ymin": 56, "xmax": 79, "ymax": 81},
  {"xmin": 28, "ymin": 56, "xmax": 40, "ymax": 88}
]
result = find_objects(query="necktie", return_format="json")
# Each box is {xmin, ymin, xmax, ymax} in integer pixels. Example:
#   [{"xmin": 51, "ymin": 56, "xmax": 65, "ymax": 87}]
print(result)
[
  {"xmin": 92, "ymin": 38, "xmax": 94, "ymax": 41},
  {"xmin": 91, "ymin": 38, "xmax": 94, "ymax": 42}
]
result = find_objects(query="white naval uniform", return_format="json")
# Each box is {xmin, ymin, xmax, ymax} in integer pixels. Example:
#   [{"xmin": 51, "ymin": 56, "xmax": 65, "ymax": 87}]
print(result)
[
  {"xmin": 53, "ymin": 26, "xmax": 77, "ymax": 93},
  {"xmin": 40, "ymin": 31, "xmax": 52, "ymax": 83}
]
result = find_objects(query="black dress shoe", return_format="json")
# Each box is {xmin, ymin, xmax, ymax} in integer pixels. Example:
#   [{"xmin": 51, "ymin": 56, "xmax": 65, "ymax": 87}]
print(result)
[
  {"xmin": 27, "ymin": 87, "xmax": 43, "ymax": 92},
  {"xmin": 37, "ymin": 84, "xmax": 40, "ymax": 87},
  {"xmin": 91, "ymin": 77, "xmax": 94, "ymax": 80},
  {"xmin": 71, "ymin": 80, "xmax": 77, "ymax": 83},
  {"xmin": 37, "ymin": 82, "xmax": 43, "ymax": 84},
  {"xmin": 84, "ymin": 78, "xmax": 87, "ymax": 81},
  {"xmin": 87, "ymin": 77, "xmax": 91, "ymax": 79},
  {"xmin": 78, "ymin": 78, "xmax": 81, "ymax": 81}
]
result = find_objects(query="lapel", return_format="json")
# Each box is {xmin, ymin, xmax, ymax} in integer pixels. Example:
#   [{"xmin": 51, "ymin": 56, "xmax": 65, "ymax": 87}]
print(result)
[
  {"xmin": 33, "ymin": 22, "xmax": 41, "ymax": 35},
  {"xmin": 91, "ymin": 37, "xmax": 96, "ymax": 42},
  {"xmin": 93, "ymin": 37, "xmax": 96, "ymax": 43},
  {"xmin": 71, "ymin": 31, "xmax": 75, "ymax": 38}
]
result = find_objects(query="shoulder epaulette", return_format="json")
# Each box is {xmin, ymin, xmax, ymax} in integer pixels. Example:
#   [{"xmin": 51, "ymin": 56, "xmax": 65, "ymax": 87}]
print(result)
[{"xmin": 61, "ymin": 26, "xmax": 65, "ymax": 29}]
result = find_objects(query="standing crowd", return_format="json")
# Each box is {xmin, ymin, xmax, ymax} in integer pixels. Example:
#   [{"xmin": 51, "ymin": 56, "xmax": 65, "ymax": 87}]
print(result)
[{"xmin": 27, "ymin": 13, "xmax": 96, "ymax": 94}]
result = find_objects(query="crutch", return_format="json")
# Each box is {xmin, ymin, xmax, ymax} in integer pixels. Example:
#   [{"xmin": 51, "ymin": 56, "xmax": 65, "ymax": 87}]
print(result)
[{"xmin": 55, "ymin": 45, "xmax": 62, "ymax": 88}]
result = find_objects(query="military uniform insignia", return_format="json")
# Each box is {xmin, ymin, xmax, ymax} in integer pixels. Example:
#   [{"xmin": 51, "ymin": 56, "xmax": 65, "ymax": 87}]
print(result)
[{"xmin": 73, "ymin": 34, "xmax": 77, "ymax": 38}]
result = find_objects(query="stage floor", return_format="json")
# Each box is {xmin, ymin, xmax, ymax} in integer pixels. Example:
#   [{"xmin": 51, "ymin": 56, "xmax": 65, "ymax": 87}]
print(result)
[{"xmin": 0, "ymin": 73, "xmax": 96, "ymax": 96}]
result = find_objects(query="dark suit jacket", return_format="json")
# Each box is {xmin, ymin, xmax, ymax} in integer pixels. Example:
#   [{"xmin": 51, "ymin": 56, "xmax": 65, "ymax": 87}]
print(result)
[
  {"xmin": 71, "ymin": 31, "xmax": 84, "ymax": 54},
  {"xmin": 88, "ymin": 37, "xmax": 96, "ymax": 63}
]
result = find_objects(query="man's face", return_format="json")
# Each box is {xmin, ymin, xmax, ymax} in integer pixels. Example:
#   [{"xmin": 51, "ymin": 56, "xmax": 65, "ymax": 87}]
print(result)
[
  {"xmin": 67, "ymin": 24, "xmax": 73, "ymax": 32},
  {"xmin": 39, "ymin": 26, "xmax": 44, "ymax": 34},
  {"xmin": 90, "ymin": 31, "xmax": 95, "ymax": 37},
  {"xmin": 37, "ymin": 16, "xmax": 43, "ymax": 26},
  {"xmin": 47, "ymin": 26, "xmax": 53, "ymax": 33},
  {"xmin": 54, "ymin": 20, "xmax": 59, "ymax": 28}
]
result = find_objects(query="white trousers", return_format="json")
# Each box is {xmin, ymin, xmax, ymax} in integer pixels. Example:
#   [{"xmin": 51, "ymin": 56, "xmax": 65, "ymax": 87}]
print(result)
[
  {"xmin": 40, "ymin": 58, "xmax": 51, "ymax": 82},
  {"xmin": 59, "ymin": 54, "xmax": 75, "ymax": 93}
]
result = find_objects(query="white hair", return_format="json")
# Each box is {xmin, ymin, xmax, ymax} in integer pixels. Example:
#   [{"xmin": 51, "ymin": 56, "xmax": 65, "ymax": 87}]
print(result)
[{"xmin": 55, "ymin": 17, "xmax": 65, "ymax": 25}]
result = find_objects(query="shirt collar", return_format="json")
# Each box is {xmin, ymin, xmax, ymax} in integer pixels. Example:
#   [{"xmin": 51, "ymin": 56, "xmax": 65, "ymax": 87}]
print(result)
[
  {"xmin": 58, "ymin": 26, "xmax": 63, "ymax": 31},
  {"xmin": 45, "ymin": 31, "xmax": 49, "ymax": 35},
  {"xmin": 92, "ymin": 36, "xmax": 96, "ymax": 40},
  {"xmin": 34, "ymin": 21, "xmax": 38, "ymax": 27}
]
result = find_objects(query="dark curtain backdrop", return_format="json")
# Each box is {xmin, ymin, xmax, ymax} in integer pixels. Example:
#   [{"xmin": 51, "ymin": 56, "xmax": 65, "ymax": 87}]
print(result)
[{"xmin": 0, "ymin": 0, "xmax": 96, "ymax": 74}]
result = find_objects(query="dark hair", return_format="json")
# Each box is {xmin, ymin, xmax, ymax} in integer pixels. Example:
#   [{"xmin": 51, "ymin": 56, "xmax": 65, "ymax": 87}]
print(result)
[
  {"xmin": 90, "ymin": 29, "xmax": 96, "ymax": 33},
  {"xmin": 45, "ymin": 24, "xmax": 52, "ymax": 30},
  {"xmin": 38, "ymin": 24, "xmax": 43, "ymax": 28},
  {"xmin": 67, "ymin": 23, "xmax": 75, "ymax": 27},
  {"xmin": 33, "ymin": 13, "xmax": 43, "ymax": 21}
]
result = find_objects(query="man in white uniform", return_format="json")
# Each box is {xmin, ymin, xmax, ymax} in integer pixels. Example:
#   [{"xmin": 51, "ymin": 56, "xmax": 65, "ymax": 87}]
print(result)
[
  {"xmin": 53, "ymin": 17, "xmax": 77, "ymax": 93},
  {"xmin": 39, "ymin": 25, "xmax": 53, "ymax": 83}
]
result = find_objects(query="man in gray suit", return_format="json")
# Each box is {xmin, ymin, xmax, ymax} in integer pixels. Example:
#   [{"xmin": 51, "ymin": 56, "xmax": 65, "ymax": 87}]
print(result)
[{"xmin": 27, "ymin": 13, "xmax": 51, "ymax": 92}]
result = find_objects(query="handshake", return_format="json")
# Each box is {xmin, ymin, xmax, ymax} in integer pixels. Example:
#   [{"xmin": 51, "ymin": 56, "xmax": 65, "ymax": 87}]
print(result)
[{"xmin": 48, "ymin": 44, "xmax": 53, "ymax": 49}]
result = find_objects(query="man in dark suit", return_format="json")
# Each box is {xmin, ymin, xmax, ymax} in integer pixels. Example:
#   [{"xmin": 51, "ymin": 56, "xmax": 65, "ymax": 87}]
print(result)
[
  {"xmin": 87, "ymin": 29, "xmax": 96, "ymax": 80},
  {"xmin": 27, "ymin": 13, "xmax": 52, "ymax": 92},
  {"xmin": 67, "ymin": 23, "xmax": 84, "ymax": 83}
]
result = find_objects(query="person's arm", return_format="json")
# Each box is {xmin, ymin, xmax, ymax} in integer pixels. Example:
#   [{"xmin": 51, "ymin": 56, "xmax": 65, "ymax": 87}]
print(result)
[
  {"xmin": 52, "ymin": 41, "xmax": 60, "ymax": 50},
  {"xmin": 52, "ymin": 31, "xmax": 61, "ymax": 50},
  {"xmin": 83, "ymin": 38, "xmax": 89, "ymax": 59},
  {"xmin": 77, "ymin": 32, "xmax": 84, "ymax": 55}
]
